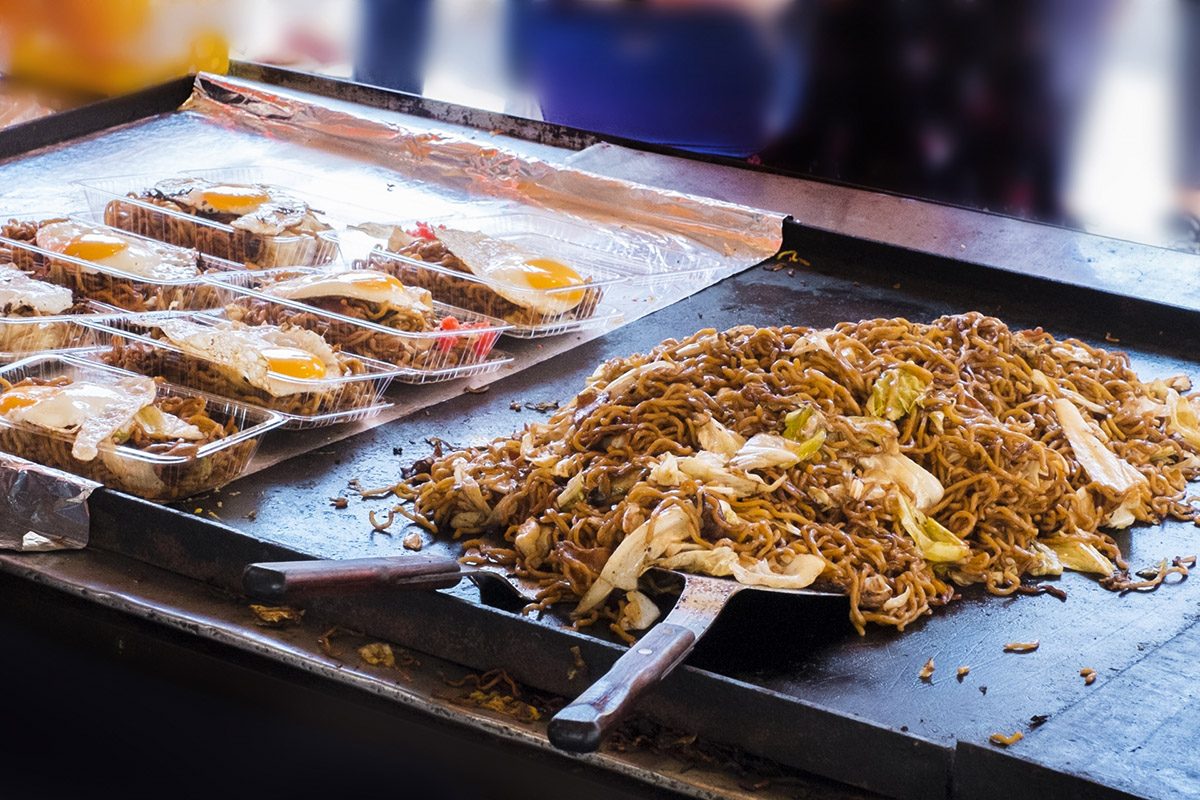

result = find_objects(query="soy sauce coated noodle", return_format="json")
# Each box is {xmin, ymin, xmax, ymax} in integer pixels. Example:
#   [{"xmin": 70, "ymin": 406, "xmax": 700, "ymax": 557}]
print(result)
[{"xmin": 407, "ymin": 314, "xmax": 1200, "ymax": 634}]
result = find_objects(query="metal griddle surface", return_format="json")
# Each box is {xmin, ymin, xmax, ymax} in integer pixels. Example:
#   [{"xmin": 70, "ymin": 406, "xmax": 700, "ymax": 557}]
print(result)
[{"xmin": 93, "ymin": 222, "xmax": 1200, "ymax": 800}]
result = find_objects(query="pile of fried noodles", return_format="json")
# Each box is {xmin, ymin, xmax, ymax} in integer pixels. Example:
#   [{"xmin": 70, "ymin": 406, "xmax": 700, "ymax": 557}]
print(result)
[{"xmin": 406, "ymin": 314, "xmax": 1200, "ymax": 636}]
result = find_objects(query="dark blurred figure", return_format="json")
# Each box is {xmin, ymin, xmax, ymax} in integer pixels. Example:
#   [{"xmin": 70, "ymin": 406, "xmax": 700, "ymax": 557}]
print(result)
[
  {"xmin": 760, "ymin": 0, "xmax": 1119, "ymax": 224},
  {"xmin": 357, "ymin": 0, "xmax": 1141, "ymax": 226}
]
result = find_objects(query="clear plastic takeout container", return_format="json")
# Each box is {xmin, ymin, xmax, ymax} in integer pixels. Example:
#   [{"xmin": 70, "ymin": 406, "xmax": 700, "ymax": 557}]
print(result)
[
  {"xmin": 406, "ymin": 212, "xmax": 722, "ymax": 291},
  {"xmin": 0, "ymin": 354, "xmax": 284, "ymax": 501},
  {"xmin": 0, "ymin": 300, "xmax": 124, "ymax": 364},
  {"xmin": 361, "ymin": 244, "xmax": 625, "ymax": 339},
  {"xmin": 0, "ymin": 215, "xmax": 244, "ymax": 312},
  {"xmin": 196, "ymin": 267, "xmax": 514, "ymax": 383},
  {"xmin": 76, "ymin": 167, "xmax": 342, "ymax": 269},
  {"xmin": 72, "ymin": 312, "xmax": 403, "ymax": 429}
]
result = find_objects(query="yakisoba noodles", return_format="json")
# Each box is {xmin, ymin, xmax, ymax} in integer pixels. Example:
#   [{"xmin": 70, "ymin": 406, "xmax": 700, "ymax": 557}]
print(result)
[
  {"xmin": 2, "ymin": 218, "xmax": 218, "ymax": 312},
  {"xmin": 407, "ymin": 314, "xmax": 1200, "ymax": 636}
]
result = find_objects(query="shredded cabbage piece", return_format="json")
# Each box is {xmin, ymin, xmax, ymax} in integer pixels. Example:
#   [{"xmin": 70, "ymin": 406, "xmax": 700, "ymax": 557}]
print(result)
[
  {"xmin": 619, "ymin": 590, "xmax": 661, "ymax": 630},
  {"xmin": 1044, "ymin": 538, "xmax": 1116, "ymax": 576},
  {"xmin": 728, "ymin": 433, "xmax": 805, "ymax": 472},
  {"xmin": 676, "ymin": 451, "xmax": 765, "ymax": 497},
  {"xmin": 1166, "ymin": 390, "xmax": 1200, "ymax": 450},
  {"xmin": 1052, "ymin": 398, "xmax": 1147, "ymax": 527},
  {"xmin": 782, "ymin": 405, "xmax": 827, "ymax": 460},
  {"xmin": 556, "ymin": 471, "xmax": 586, "ymax": 508},
  {"xmin": 658, "ymin": 545, "xmax": 825, "ymax": 590},
  {"xmin": 867, "ymin": 364, "xmax": 931, "ymax": 420},
  {"xmin": 860, "ymin": 453, "xmax": 945, "ymax": 512},
  {"xmin": 575, "ymin": 504, "xmax": 693, "ymax": 614},
  {"xmin": 895, "ymin": 495, "xmax": 969, "ymax": 563},
  {"xmin": 1028, "ymin": 541, "xmax": 1063, "ymax": 577},
  {"xmin": 696, "ymin": 417, "xmax": 746, "ymax": 458}
]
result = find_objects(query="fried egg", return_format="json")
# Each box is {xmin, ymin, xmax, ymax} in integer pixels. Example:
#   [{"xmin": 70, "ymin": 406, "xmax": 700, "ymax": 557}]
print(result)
[
  {"xmin": 158, "ymin": 318, "xmax": 343, "ymax": 397},
  {"xmin": 434, "ymin": 227, "xmax": 587, "ymax": 316},
  {"xmin": 264, "ymin": 270, "xmax": 433, "ymax": 316},
  {"xmin": 36, "ymin": 221, "xmax": 199, "ymax": 281},
  {"xmin": 152, "ymin": 177, "xmax": 282, "ymax": 218},
  {"xmin": 0, "ymin": 266, "xmax": 73, "ymax": 315},
  {"xmin": 150, "ymin": 178, "xmax": 331, "ymax": 237},
  {"xmin": 0, "ymin": 375, "xmax": 200, "ymax": 461}
]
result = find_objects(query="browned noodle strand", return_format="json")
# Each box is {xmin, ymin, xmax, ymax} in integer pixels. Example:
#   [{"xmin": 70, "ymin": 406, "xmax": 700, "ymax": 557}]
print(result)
[{"xmin": 405, "ymin": 314, "xmax": 1200, "ymax": 634}]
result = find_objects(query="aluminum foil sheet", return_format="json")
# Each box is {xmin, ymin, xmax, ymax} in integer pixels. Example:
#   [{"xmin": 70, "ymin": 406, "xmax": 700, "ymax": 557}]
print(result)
[
  {"xmin": 0, "ymin": 453, "xmax": 96, "ymax": 551},
  {"xmin": 0, "ymin": 70, "xmax": 783, "ymax": 476},
  {"xmin": 184, "ymin": 74, "xmax": 783, "ymax": 265}
]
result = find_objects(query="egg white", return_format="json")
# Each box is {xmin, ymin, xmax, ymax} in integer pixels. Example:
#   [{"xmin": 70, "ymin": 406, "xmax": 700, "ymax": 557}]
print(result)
[
  {"xmin": 434, "ymin": 227, "xmax": 585, "ymax": 316},
  {"xmin": 0, "ymin": 266, "xmax": 73, "ymax": 315},
  {"xmin": 159, "ymin": 318, "xmax": 343, "ymax": 397},
  {"xmin": 0, "ymin": 375, "xmax": 200, "ymax": 461},
  {"xmin": 35, "ymin": 221, "xmax": 199, "ymax": 281},
  {"xmin": 264, "ymin": 270, "xmax": 433, "ymax": 316}
]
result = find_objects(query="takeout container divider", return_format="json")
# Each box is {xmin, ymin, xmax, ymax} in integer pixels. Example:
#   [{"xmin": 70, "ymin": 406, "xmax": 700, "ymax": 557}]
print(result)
[
  {"xmin": 0, "ymin": 299, "xmax": 130, "ymax": 364},
  {"xmin": 0, "ymin": 353, "xmax": 284, "ymax": 500}
]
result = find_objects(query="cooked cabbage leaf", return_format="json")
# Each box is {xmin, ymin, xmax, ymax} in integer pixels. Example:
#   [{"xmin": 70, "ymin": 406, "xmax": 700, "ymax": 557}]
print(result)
[
  {"xmin": 1044, "ymin": 538, "xmax": 1116, "ymax": 576},
  {"xmin": 697, "ymin": 417, "xmax": 746, "ymax": 458},
  {"xmin": 867, "ymin": 364, "xmax": 931, "ymax": 421},
  {"xmin": 860, "ymin": 453, "xmax": 945, "ymax": 512},
  {"xmin": 895, "ymin": 495, "xmax": 969, "ymax": 563}
]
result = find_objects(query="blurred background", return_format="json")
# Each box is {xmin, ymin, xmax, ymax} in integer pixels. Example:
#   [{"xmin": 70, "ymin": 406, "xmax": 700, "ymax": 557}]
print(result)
[{"xmin": 1, "ymin": 0, "xmax": 1196, "ymax": 254}]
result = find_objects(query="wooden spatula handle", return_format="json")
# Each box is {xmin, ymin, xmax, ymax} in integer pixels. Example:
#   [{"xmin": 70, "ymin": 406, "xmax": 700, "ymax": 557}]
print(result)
[
  {"xmin": 547, "ymin": 623, "xmax": 697, "ymax": 753},
  {"xmin": 242, "ymin": 555, "xmax": 463, "ymax": 602}
]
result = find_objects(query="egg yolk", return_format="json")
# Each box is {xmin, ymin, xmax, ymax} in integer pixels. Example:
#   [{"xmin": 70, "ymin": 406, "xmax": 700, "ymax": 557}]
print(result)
[
  {"xmin": 0, "ymin": 390, "xmax": 40, "ymax": 415},
  {"xmin": 201, "ymin": 185, "xmax": 271, "ymax": 213},
  {"xmin": 518, "ymin": 259, "xmax": 584, "ymax": 290},
  {"xmin": 0, "ymin": 385, "xmax": 63, "ymax": 415},
  {"xmin": 63, "ymin": 233, "xmax": 130, "ymax": 262},
  {"xmin": 262, "ymin": 347, "xmax": 327, "ymax": 380},
  {"xmin": 332, "ymin": 272, "xmax": 405, "ymax": 292}
]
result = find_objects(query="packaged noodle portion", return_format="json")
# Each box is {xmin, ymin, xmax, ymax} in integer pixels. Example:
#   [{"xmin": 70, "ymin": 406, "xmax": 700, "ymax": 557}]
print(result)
[
  {"xmin": 87, "ymin": 314, "xmax": 401, "ymax": 427},
  {"xmin": 209, "ymin": 268, "xmax": 512, "ymax": 381},
  {"xmin": 372, "ymin": 221, "xmax": 616, "ymax": 335},
  {"xmin": 0, "ymin": 224, "xmax": 126, "ymax": 358},
  {"xmin": 0, "ymin": 217, "xmax": 232, "ymax": 312},
  {"xmin": 0, "ymin": 355, "xmax": 282, "ymax": 500},
  {"xmin": 92, "ymin": 177, "xmax": 338, "ymax": 268}
]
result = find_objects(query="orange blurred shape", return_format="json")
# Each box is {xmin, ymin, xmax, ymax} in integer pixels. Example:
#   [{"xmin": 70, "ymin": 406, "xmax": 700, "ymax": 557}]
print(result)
[{"xmin": 0, "ymin": 0, "xmax": 229, "ymax": 96}]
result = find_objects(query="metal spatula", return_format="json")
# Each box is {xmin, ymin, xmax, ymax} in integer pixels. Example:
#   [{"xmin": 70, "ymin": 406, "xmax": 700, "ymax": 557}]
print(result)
[
  {"xmin": 547, "ymin": 569, "xmax": 844, "ymax": 753},
  {"xmin": 242, "ymin": 554, "xmax": 531, "ymax": 606}
]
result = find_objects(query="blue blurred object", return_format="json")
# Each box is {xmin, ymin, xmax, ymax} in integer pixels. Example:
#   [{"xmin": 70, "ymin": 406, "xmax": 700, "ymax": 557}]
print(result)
[
  {"xmin": 355, "ymin": 0, "xmax": 434, "ymax": 95},
  {"xmin": 514, "ymin": 3, "xmax": 807, "ymax": 158}
]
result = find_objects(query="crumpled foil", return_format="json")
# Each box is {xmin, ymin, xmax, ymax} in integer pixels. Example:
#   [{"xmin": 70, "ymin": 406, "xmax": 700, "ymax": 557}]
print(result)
[
  {"xmin": 0, "ymin": 453, "xmax": 97, "ymax": 551},
  {"xmin": 183, "ymin": 73, "xmax": 783, "ymax": 267}
]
